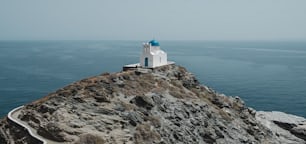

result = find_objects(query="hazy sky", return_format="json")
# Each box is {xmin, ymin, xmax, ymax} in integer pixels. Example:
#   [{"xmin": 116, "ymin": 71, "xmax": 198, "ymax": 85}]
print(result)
[{"xmin": 0, "ymin": 0, "xmax": 306, "ymax": 41}]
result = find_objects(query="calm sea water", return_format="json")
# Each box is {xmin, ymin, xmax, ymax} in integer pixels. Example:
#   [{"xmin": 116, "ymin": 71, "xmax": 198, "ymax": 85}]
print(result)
[{"xmin": 0, "ymin": 40, "xmax": 306, "ymax": 118}]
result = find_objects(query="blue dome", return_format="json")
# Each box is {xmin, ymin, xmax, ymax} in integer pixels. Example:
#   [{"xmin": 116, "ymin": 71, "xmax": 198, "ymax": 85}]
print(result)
[{"xmin": 149, "ymin": 40, "xmax": 160, "ymax": 46}]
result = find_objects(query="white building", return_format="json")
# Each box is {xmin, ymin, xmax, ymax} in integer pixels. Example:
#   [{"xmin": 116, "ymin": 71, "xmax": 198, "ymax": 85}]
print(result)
[{"xmin": 140, "ymin": 40, "xmax": 167, "ymax": 68}]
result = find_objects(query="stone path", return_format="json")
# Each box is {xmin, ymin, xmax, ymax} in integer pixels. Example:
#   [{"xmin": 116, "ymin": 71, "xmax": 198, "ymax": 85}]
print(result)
[{"xmin": 8, "ymin": 106, "xmax": 64, "ymax": 144}]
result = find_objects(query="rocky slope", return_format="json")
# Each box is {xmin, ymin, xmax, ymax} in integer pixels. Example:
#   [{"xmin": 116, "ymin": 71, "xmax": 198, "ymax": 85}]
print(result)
[{"xmin": 0, "ymin": 64, "xmax": 305, "ymax": 144}]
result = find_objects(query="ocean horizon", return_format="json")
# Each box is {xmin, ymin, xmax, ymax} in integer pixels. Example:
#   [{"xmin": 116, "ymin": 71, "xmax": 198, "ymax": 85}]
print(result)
[{"xmin": 0, "ymin": 40, "xmax": 306, "ymax": 118}]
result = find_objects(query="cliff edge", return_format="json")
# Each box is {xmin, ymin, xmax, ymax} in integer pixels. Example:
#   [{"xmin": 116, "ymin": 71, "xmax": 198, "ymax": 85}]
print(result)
[{"xmin": 0, "ymin": 64, "xmax": 305, "ymax": 144}]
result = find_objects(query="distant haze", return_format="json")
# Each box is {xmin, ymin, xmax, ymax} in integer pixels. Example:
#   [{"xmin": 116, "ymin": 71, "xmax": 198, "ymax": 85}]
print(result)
[{"xmin": 0, "ymin": 0, "xmax": 306, "ymax": 41}]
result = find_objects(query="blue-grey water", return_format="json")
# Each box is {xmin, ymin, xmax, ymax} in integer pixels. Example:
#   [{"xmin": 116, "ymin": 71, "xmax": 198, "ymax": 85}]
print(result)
[{"xmin": 0, "ymin": 40, "xmax": 306, "ymax": 118}]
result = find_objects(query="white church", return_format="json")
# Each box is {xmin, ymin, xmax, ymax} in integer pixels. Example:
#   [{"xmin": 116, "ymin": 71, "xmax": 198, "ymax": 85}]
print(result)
[
  {"xmin": 123, "ymin": 40, "xmax": 173, "ymax": 70},
  {"xmin": 140, "ymin": 40, "xmax": 168, "ymax": 68}
]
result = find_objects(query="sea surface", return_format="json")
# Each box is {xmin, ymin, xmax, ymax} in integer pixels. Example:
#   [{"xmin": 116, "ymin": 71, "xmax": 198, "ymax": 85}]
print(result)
[{"xmin": 0, "ymin": 40, "xmax": 306, "ymax": 118}]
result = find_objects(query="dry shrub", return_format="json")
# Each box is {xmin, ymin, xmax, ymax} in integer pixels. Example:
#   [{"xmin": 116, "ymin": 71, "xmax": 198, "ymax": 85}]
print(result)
[
  {"xmin": 171, "ymin": 80, "xmax": 184, "ymax": 89},
  {"xmin": 30, "ymin": 95, "xmax": 51, "ymax": 106},
  {"xmin": 75, "ymin": 133, "xmax": 105, "ymax": 144},
  {"xmin": 120, "ymin": 101, "xmax": 136, "ymax": 111},
  {"xmin": 178, "ymin": 66, "xmax": 187, "ymax": 72},
  {"xmin": 100, "ymin": 72, "xmax": 110, "ymax": 76},
  {"xmin": 123, "ymin": 75, "xmax": 156, "ymax": 96},
  {"xmin": 232, "ymin": 101, "xmax": 244, "ymax": 111},
  {"xmin": 192, "ymin": 88, "xmax": 215, "ymax": 101},
  {"xmin": 179, "ymin": 88, "xmax": 186, "ymax": 95},
  {"xmin": 168, "ymin": 84, "xmax": 188, "ymax": 99},
  {"xmin": 134, "ymin": 123, "xmax": 161, "ymax": 144},
  {"xmin": 138, "ymin": 80, "xmax": 153, "ymax": 89},
  {"xmin": 140, "ymin": 74, "xmax": 154, "ymax": 81},
  {"xmin": 219, "ymin": 109, "xmax": 233, "ymax": 121},
  {"xmin": 157, "ymin": 79, "xmax": 170, "ymax": 89},
  {"xmin": 146, "ymin": 116, "xmax": 161, "ymax": 128},
  {"xmin": 151, "ymin": 87, "xmax": 165, "ymax": 95},
  {"xmin": 169, "ymin": 90, "xmax": 185, "ymax": 99}
]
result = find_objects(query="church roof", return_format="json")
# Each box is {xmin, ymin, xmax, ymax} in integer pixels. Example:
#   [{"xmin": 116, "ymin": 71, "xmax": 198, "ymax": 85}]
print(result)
[{"xmin": 149, "ymin": 40, "xmax": 160, "ymax": 46}]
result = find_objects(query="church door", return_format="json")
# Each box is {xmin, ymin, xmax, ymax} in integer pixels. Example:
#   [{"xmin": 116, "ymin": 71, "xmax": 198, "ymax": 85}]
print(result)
[{"xmin": 145, "ymin": 57, "xmax": 148, "ymax": 67}]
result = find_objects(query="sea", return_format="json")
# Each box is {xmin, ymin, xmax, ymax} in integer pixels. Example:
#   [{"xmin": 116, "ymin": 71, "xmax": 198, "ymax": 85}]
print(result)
[{"xmin": 0, "ymin": 40, "xmax": 306, "ymax": 118}]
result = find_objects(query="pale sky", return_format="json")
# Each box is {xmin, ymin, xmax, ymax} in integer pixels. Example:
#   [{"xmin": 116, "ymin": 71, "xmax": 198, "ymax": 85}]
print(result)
[{"xmin": 0, "ymin": 0, "xmax": 306, "ymax": 41}]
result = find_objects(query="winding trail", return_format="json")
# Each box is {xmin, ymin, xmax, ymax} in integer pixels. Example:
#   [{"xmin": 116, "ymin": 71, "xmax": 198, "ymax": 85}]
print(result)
[{"xmin": 8, "ymin": 106, "xmax": 61, "ymax": 144}]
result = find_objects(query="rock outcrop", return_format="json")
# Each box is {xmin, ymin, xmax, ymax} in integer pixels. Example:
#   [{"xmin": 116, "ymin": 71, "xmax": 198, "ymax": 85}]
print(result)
[
  {"xmin": 256, "ymin": 111, "xmax": 306, "ymax": 143},
  {"xmin": 0, "ymin": 64, "xmax": 305, "ymax": 143}
]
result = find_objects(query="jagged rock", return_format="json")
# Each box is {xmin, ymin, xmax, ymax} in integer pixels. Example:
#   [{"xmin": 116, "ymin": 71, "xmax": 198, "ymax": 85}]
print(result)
[
  {"xmin": 37, "ymin": 122, "xmax": 67, "ymax": 142},
  {"xmin": 37, "ymin": 104, "xmax": 56, "ymax": 114},
  {"xmin": 130, "ymin": 95, "xmax": 154, "ymax": 110},
  {"xmin": 292, "ymin": 125, "xmax": 306, "ymax": 141},
  {"xmin": 0, "ymin": 64, "xmax": 305, "ymax": 144},
  {"xmin": 256, "ymin": 111, "xmax": 306, "ymax": 143},
  {"xmin": 125, "ymin": 111, "xmax": 144, "ymax": 126},
  {"xmin": 94, "ymin": 95, "xmax": 110, "ymax": 103}
]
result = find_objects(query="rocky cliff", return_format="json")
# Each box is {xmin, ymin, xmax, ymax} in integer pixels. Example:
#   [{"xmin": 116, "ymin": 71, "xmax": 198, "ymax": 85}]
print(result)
[{"xmin": 0, "ymin": 64, "xmax": 305, "ymax": 144}]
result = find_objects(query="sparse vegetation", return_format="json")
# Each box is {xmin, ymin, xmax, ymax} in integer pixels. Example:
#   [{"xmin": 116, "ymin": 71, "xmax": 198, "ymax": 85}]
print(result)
[
  {"xmin": 75, "ymin": 133, "xmax": 105, "ymax": 144},
  {"xmin": 134, "ymin": 123, "xmax": 161, "ymax": 144}
]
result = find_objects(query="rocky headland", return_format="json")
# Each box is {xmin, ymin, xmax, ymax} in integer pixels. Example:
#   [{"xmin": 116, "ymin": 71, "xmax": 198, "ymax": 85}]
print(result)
[{"xmin": 0, "ymin": 64, "xmax": 305, "ymax": 144}]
